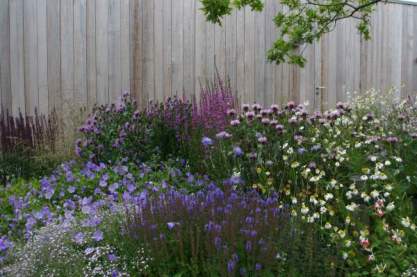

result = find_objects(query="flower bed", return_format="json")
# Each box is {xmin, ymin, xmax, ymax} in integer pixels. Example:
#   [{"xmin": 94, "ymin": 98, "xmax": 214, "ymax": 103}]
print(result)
[{"xmin": 1, "ymin": 88, "xmax": 417, "ymax": 276}]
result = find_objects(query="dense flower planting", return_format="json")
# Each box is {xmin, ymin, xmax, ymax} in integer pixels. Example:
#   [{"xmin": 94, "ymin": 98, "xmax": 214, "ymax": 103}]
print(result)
[{"xmin": 1, "ymin": 88, "xmax": 417, "ymax": 276}]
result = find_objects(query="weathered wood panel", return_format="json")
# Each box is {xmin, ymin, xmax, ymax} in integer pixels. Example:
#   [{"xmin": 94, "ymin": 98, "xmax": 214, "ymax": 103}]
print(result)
[
  {"xmin": 0, "ymin": 0, "xmax": 11, "ymax": 112},
  {"xmin": 1, "ymin": 0, "xmax": 417, "ymax": 118}
]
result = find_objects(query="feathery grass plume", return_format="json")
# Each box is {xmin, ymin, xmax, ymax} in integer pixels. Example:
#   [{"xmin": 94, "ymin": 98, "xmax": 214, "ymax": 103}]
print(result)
[{"xmin": 0, "ymin": 109, "xmax": 58, "ymax": 153}]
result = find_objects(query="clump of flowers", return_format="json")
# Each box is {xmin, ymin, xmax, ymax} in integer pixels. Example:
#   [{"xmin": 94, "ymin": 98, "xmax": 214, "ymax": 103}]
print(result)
[
  {"xmin": 77, "ymin": 92, "xmax": 195, "ymax": 163},
  {"xmin": 200, "ymin": 95, "xmax": 417, "ymax": 274},
  {"xmin": 122, "ymin": 184, "xmax": 292, "ymax": 275}
]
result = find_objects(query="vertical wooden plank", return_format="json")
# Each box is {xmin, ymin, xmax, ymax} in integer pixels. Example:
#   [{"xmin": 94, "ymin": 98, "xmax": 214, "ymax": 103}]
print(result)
[
  {"xmin": 153, "ymin": 0, "xmax": 164, "ymax": 101},
  {"xmin": 319, "ymin": 38, "xmax": 328, "ymax": 111},
  {"xmin": 264, "ymin": 0, "xmax": 274, "ymax": 106},
  {"xmin": 172, "ymin": 0, "xmax": 183, "ymax": 95},
  {"xmin": 120, "ymin": 0, "xmax": 130, "ymax": 95},
  {"xmin": 10, "ymin": 0, "xmax": 25, "ymax": 115},
  {"xmin": 24, "ymin": 0, "xmax": 39, "ymax": 115},
  {"xmin": 226, "ymin": 9, "xmax": 237, "ymax": 96},
  {"xmin": 130, "ymin": 0, "xmax": 143, "ymax": 105},
  {"xmin": 96, "ymin": 0, "xmax": 109, "ymax": 104},
  {"xmin": 214, "ymin": 18, "xmax": 226, "ymax": 80},
  {"xmin": 162, "ymin": 0, "xmax": 172, "ymax": 99},
  {"xmin": 195, "ymin": 0, "xmax": 207, "ymax": 99},
  {"xmin": 108, "ymin": 0, "xmax": 122, "ymax": 101},
  {"xmin": 206, "ymin": 22, "xmax": 216, "ymax": 83},
  {"xmin": 0, "ymin": 0, "xmax": 11, "ymax": 113},
  {"xmin": 299, "ymin": 44, "xmax": 315, "ymax": 111},
  {"xmin": 142, "ymin": 0, "xmax": 154, "ymax": 102},
  {"xmin": 401, "ymin": 6, "xmax": 414, "ymax": 98},
  {"xmin": 254, "ymin": 7, "xmax": 265, "ymax": 105},
  {"xmin": 61, "ymin": 0, "xmax": 75, "ymax": 131},
  {"xmin": 413, "ymin": 6, "xmax": 417, "ymax": 96},
  {"xmin": 391, "ymin": 4, "xmax": 402, "ymax": 99},
  {"xmin": 86, "ymin": 0, "xmax": 96, "ymax": 109},
  {"xmin": 74, "ymin": 0, "xmax": 87, "ymax": 108},
  {"xmin": 271, "ymin": 0, "xmax": 283, "ymax": 105},
  {"xmin": 244, "ymin": 7, "xmax": 255, "ymax": 103},
  {"xmin": 325, "ymin": 30, "xmax": 338, "ymax": 105},
  {"xmin": 37, "ymin": 0, "xmax": 48, "ymax": 114},
  {"xmin": 236, "ymin": 8, "xmax": 246, "ymax": 104},
  {"xmin": 183, "ymin": 0, "xmax": 195, "ymax": 99},
  {"xmin": 47, "ymin": 0, "xmax": 61, "ymax": 116}
]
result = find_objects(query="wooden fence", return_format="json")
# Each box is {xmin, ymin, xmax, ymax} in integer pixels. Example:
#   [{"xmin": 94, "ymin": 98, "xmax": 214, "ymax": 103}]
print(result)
[{"xmin": 0, "ymin": 0, "xmax": 417, "ymax": 118}]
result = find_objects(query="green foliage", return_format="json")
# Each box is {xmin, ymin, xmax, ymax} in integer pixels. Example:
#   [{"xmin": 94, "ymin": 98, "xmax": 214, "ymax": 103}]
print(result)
[
  {"xmin": 200, "ymin": 0, "xmax": 380, "ymax": 66},
  {"xmin": 77, "ymin": 94, "xmax": 194, "ymax": 164},
  {"xmin": 0, "ymin": 147, "xmax": 70, "ymax": 185}
]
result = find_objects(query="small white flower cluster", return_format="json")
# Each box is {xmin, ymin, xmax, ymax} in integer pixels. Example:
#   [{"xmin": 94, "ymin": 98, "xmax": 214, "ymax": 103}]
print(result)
[
  {"xmin": 1, "ymin": 222, "xmax": 83, "ymax": 277},
  {"xmin": 131, "ymin": 247, "xmax": 152, "ymax": 274},
  {"xmin": 402, "ymin": 267, "xmax": 417, "ymax": 277},
  {"xmin": 83, "ymin": 244, "xmax": 129, "ymax": 277}
]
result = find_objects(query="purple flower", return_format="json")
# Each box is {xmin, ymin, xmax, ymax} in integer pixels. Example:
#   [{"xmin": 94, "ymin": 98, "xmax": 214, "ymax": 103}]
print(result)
[
  {"xmin": 214, "ymin": 236, "xmax": 222, "ymax": 249},
  {"xmin": 245, "ymin": 111, "xmax": 255, "ymax": 120},
  {"xmin": 227, "ymin": 109, "xmax": 237, "ymax": 117},
  {"xmin": 67, "ymin": 186, "xmax": 76, "ymax": 194},
  {"xmin": 230, "ymin": 119, "xmax": 240, "ymax": 126},
  {"xmin": 108, "ymin": 253, "xmax": 118, "ymax": 262},
  {"xmin": 201, "ymin": 137, "xmax": 213, "ymax": 147},
  {"xmin": 261, "ymin": 118, "xmax": 270, "ymax": 125},
  {"xmin": 215, "ymin": 131, "xmax": 232, "ymax": 140},
  {"xmin": 85, "ymin": 247, "xmax": 95, "ymax": 255},
  {"xmin": 258, "ymin": 136, "xmax": 268, "ymax": 144},
  {"xmin": 255, "ymin": 263, "xmax": 262, "ymax": 271},
  {"xmin": 245, "ymin": 241, "xmax": 252, "ymax": 252},
  {"xmin": 233, "ymin": 146, "xmax": 244, "ymax": 157},
  {"xmin": 227, "ymin": 259, "xmax": 236, "ymax": 273},
  {"xmin": 92, "ymin": 230, "xmax": 104, "ymax": 241},
  {"xmin": 127, "ymin": 183, "xmax": 136, "ymax": 193},
  {"xmin": 109, "ymin": 182, "xmax": 120, "ymax": 193},
  {"xmin": 275, "ymin": 124, "xmax": 284, "ymax": 134},
  {"xmin": 167, "ymin": 222, "xmax": 178, "ymax": 230},
  {"xmin": 0, "ymin": 236, "xmax": 13, "ymax": 252},
  {"xmin": 270, "ymin": 104, "xmax": 279, "ymax": 113},
  {"xmin": 74, "ymin": 232, "xmax": 85, "ymax": 245}
]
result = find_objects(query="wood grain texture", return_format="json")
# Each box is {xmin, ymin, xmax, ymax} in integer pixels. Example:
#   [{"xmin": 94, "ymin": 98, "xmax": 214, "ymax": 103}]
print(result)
[
  {"xmin": 10, "ymin": 0, "xmax": 26, "ymax": 115},
  {"xmin": 108, "ymin": 0, "xmax": 122, "ymax": 101},
  {"xmin": 24, "ymin": 0, "xmax": 39, "ymax": 114},
  {"xmin": 96, "ymin": 0, "xmax": 109, "ymax": 105},
  {"xmin": 1, "ymin": 1, "xmax": 417, "ymax": 116},
  {"xmin": 0, "ymin": 0, "xmax": 11, "ymax": 112},
  {"xmin": 86, "ymin": 0, "xmax": 96, "ymax": 109}
]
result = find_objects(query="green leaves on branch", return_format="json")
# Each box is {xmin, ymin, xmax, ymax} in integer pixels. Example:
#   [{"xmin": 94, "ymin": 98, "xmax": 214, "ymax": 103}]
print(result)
[
  {"xmin": 200, "ymin": 0, "xmax": 380, "ymax": 67},
  {"xmin": 200, "ymin": 0, "xmax": 264, "ymax": 25}
]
